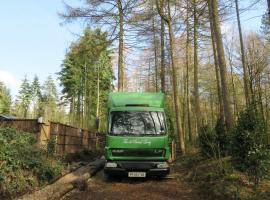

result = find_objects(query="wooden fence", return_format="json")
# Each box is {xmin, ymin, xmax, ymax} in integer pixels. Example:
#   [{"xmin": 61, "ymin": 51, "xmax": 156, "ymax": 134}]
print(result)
[
  {"xmin": 0, "ymin": 118, "xmax": 40, "ymax": 134},
  {"xmin": 0, "ymin": 118, "xmax": 176, "ymax": 161},
  {"xmin": 0, "ymin": 118, "xmax": 105, "ymax": 155}
]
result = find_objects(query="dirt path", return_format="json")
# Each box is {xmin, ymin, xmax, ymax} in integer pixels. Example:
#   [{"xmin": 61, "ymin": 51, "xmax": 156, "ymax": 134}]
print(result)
[{"xmin": 63, "ymin": 168, "xmax": 201, "ymax": 200}]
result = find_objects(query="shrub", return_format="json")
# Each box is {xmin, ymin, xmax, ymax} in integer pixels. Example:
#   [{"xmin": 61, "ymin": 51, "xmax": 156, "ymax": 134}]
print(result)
[
  {"xmin": 198, "ymin": 125, "xmax": 219, "ymax": 158},
  {"xmin": 47, "ymin": 136, "xmax": 56, "ymax": 156},
  {"xmin": 231, "ymin": 104, "xmax": 270, "ymax": 190},
  {"xmin": 215, "ymin": 118, "xmax": 229, "ymax": 156},
  {"xmin": 198, "ymin": 119, "xmax": 229, "ymax": 158},
  {"xmin": 0, "ymin": 126, "xmax": 63, "ymax": 199}
]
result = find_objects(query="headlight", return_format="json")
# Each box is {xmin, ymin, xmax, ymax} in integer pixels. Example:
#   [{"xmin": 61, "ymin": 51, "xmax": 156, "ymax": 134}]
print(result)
[
  {"xmin": 106, "ymin": 162, "xmax": 117, "ymax": 168},
  {"xmin": 157, "ymin": 162, "xmax": 169, "ymax": 169}
]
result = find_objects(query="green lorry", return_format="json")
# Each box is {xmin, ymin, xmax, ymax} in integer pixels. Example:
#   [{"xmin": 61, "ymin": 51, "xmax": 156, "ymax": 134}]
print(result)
[{"xmin": 104, "ymin": 92, "xmax": 170, "ymax": 178}]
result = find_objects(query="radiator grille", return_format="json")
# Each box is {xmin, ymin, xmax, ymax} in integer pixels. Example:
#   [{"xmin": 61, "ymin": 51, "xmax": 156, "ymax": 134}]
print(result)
[{"xmin": 111, "ymin": 148, "xmax": 164, "ymax": 157}]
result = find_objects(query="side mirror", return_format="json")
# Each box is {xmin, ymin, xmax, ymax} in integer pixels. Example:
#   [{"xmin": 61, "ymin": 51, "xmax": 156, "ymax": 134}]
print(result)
[{"xmin": 160, "ymin": 126, "xmax": 165, "ymax": 134}]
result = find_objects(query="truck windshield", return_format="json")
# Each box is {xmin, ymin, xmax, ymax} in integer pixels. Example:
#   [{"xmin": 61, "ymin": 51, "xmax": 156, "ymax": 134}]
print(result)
[{"xmin": 110, "ymin": 111, "xmax": 166, "ymax": 135}]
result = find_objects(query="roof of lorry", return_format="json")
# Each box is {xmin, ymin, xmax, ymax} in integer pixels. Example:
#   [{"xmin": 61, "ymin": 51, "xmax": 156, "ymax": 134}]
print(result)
[{"xmin": 108, "ymin": 92, "xmax": 165, "ymax": 108}]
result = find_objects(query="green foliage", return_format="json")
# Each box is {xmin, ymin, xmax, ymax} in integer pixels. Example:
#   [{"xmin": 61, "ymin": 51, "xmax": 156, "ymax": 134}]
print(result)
[
  {"xmin": 198, "ymin": 125, "xmax": 219, "ymax": 158},
  {"xmin": 30, "ymin": 75, "xmax": 42, "ymax": 118},
  {"xmin": 15, "ymin": 76, "xmax": 32, "ymax": 118},
  {"xmin": 59, "ymin": 27, "xmax": 114, "ymax": 130},
  {"xmin": 261, "ymin": 12, "xmax": 270, "ymax": 42},
  {"xmin": 47, "ymin": 136, "xmax": 56, "ymax": 156},
  {"xmin": 0, "ymin": 127, "xmax": 63, "ymax": 199},
  {"xmin": 0, "ymin": 81, "xmax": 12, "ymax": 114},
  {"xmin": 198, "ymin": 119, "xmax": 229, "ymax": 158},
  {"xmin": 13, "ymin": 75, "xmax": 63, "ymax": 122},
  {"xmin": 231, "ymin": 104, "xmax": 270, "ymax": 189},
  {"xmin": 164, "ymin": 98, "xmax": 175, "ymax": 142},
  {"xmin": 39, "ymin": 75, "xmax": 58, "ymax": 121},
  {"xmin": 215, "ymin": 118, "xmax": 229, "ymax": 156}
]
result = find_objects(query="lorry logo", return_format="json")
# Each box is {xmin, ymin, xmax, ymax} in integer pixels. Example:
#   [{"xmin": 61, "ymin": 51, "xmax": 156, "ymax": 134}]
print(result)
[{"xmin": 123, "ymin": 138, "xmax": 151, "ymax": 146}]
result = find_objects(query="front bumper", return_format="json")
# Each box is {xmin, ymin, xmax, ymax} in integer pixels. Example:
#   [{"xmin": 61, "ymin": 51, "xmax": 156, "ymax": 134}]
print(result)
[{"xmin": 104, "ymin": 161, "xmax": 170, "ymax": 177}]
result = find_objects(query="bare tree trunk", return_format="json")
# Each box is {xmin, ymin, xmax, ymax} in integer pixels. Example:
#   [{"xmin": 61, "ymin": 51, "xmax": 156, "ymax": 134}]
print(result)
[
  {"xmin": 193, "ymin": 0, "xmax": 201, "ymax": 131},
  {"xmin": 209, "ymin": 16, "xmax": 224, "ymax": 121},
  {"xmin": 208, "ymin": 0, "xmax": 233, "ymax": 131},
  {"xmin": 210, "ymin": 92, "xmax": 215, "ymax": 127},
  {"xmin": 267, "ymin": 0, "xmax": 270, "ymax": 21},
  {"xmin": 229, "ymin": 57, "xmax": 238, "ymax": 117},
  {"xmin": 117, "ymin": 0, "xmax": 124, "ymax": 91},
  {"xmin": 266, "ymin": 74, "xmax": 270, "ymax": 144},
  {"xmin": 186, "ymin": 1, "xmax": 193, "ymax": 143},
  {"xmin": 160, "ymin": 12, "xmax": 166, "ymax": 93},
  {"xmin": 258, "ymin": 75, "xmax": 265, "ymax": 122},
  {"xmin": 96, "ymin": 63, "xmax": 100, "ymax": 132},
  {"xmin": 235, "ymin": 0, "xmax": 249, "ymax": 105},
  {"xmin": 167, "ymin": 1, "xmax": 185, "ymax": 154},
  {"xmin": 156, "ymin": 0, "xmax": 185, "ymax": 154},
  {"xmin": 152, "ymin": 18, "xmax": 158, "ymax": 92}
]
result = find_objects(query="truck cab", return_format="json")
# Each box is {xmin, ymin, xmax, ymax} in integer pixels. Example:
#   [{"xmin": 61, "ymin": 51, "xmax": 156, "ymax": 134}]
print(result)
[{"xmin": 104, "ymin": 92, "xmax": 170, "ymax": 178}]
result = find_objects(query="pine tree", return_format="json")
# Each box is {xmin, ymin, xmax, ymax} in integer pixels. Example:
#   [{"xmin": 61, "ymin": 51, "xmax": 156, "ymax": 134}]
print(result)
[
  {"xmin": 31, "ymin": 75, "xmax": 42, "ymax": 118},
  {"xmin": 16, "ymin": 76, "xmax": 32, "ymax": 118},
  {"xmin": 0, "ymin": 81, "xmax": 12, "ymax": 114},
  {"xmin": 41, "ymin": 75, "xmax": 58, "ymax": 121},
  {"xmin": 59, "ymin": 27, "xmax": 114, "ymax": 129}
]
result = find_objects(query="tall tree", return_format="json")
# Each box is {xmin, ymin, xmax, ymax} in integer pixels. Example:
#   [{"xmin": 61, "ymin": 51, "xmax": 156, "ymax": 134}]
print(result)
[
  {"xmin": 156, "ymin": 0, "xmax": 185, "ymax": 154},
  {"xmin": 185, "ymin": 0, "xmax": 193, "ymax": 143},
  {"xmin": 267, "ymin": 0, "xmax": 270, "ymax": 20},
  {"xmin": 16, "ymin": 76, "xmax": 32, "ymax": 118},
  {"xmin": 41, "ymin": 75, "xmax": 58, "ymax": 121},
  {"xmin": 61, "ymin": 0, "xmax": 136, "ymax": 92},
  {"xmin": 234, "ymin": 0, "xmax": 250, "ymax": 105},
  {"xmin": 31, "ymin": 75, "xmax": 42, "ymax": 118},
  {"xmin": 208, "ymin": 0, "xmax": 233, "ymax": 131},
  {"xmin": 59, "ymin": 28, "xmax": 114, "ymax": 129},
  {"xmin": 160, "ymin": 4, "xmax": 166, "ymax": 93},
  {"xmin": 209, "ymin": 10, "xmax": 224, "ymax": 122},
  {"xmin": 261, "ymin": 12, "xmax": 270, "ymax": 42},
  {"xmin": 0, "ymin": 81, "xmax": 12, "ymax": 114},
  {"xmin": 117, "ymin": 0, "xmax": 124, "ymax": 91},
  {"xmin": 193, "ymin": 0, "xmax": 201, "ymax": 132}
]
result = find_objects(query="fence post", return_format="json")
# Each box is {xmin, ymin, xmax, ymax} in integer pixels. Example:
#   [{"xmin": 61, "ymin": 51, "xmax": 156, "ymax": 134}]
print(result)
[
  {"xmin": 37, "ymin": 121, "xmax": 51, "ymax": 148},
  {"xmin": 62, "ymin": 125, "xmax": 67, "ymax": 154}
]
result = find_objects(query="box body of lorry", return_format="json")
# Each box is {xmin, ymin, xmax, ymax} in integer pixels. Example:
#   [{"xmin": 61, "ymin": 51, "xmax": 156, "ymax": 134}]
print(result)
[{"xmin": 104, "ymin": 92, "xmax": 170, "ymax": 178}]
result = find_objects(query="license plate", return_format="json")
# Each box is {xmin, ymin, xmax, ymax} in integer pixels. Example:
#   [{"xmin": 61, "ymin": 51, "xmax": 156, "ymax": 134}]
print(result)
[{"xmin": 128, "ymin": 172, "xmax": 146, "ymax": 177}]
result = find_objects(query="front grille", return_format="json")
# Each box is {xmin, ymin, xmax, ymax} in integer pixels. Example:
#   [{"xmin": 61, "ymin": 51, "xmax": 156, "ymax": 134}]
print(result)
[
  {"xmin": 111, "ymin": 148, "xmax": 164, "ymax": 157},
  {"xmin": 120, "ymin": 161, "xmax": 155, "ymax": 169}
]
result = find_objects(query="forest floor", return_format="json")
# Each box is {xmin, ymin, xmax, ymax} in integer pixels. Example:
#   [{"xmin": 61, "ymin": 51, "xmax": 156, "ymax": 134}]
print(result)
[
  {"xmin": 62, "ymin": 162, "xmax": 201, "ymax": 200},
  {"xmin": 61, "ymin": 152, "xmax": 270, "ymax": 200}
]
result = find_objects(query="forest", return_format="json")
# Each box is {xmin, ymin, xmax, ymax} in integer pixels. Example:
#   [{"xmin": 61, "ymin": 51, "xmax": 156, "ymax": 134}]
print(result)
[{"xmin": 1, "ymin": 0, "xmax": 270, "ymax": 198}]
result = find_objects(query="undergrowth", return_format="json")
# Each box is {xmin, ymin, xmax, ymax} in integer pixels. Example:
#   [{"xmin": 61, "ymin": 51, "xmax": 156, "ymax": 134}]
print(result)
[
  {"xmin": 0, "ymin": 126, "xmax": 63, "ymax": 199},
  {"xmin": 180, "ymin": 153, "xmax": 270, "ymax": 200},
  {"xmin": 195, "ymin": 103, "xmax": 270, "ymax": 198}
]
